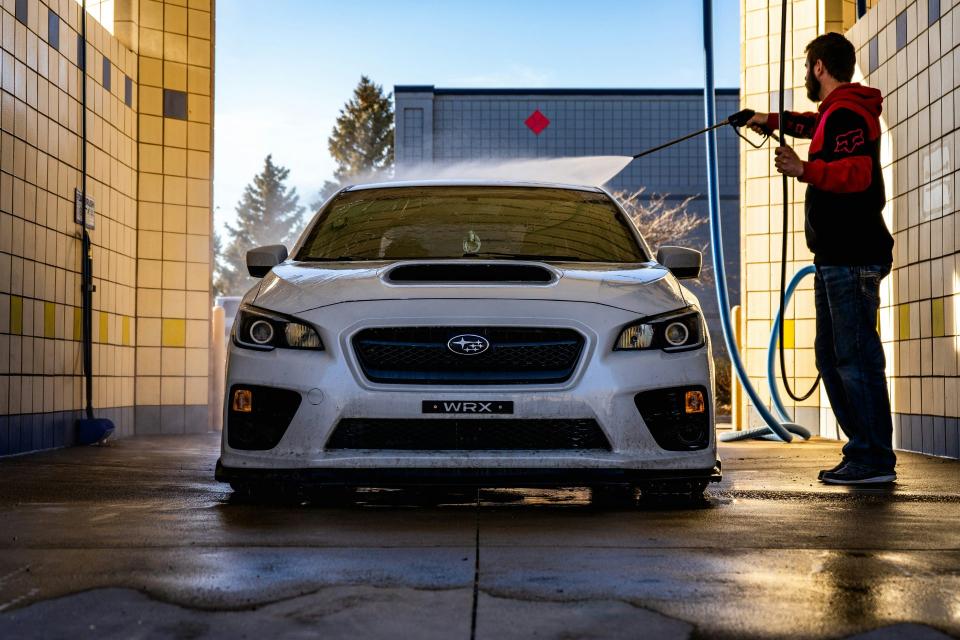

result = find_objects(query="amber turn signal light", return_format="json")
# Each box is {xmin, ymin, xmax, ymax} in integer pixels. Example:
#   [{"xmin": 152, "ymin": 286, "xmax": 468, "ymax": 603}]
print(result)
[
  {"xmin": 232, "ymin": 389, "xmax": 253, "ymax": 413},
  {"xmin": 685, "ymin": 390, "xmax": 705, "ymax": 414}
]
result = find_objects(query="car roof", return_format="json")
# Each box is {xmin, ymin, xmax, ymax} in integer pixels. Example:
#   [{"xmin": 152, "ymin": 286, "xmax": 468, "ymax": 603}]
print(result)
[{"xmin": 343, "ymin": 179, "xmax": 608, "ymax": 193}]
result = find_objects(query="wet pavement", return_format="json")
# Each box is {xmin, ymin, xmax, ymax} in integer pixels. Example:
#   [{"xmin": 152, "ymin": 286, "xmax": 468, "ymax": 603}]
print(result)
[{"xmin": 0, "ymin": 433, "xmax": 957, "ymax": 639}]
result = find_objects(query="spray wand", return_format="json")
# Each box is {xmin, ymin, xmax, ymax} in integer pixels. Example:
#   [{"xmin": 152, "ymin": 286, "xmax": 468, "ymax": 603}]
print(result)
[{"xmin": 629, "ymin": 109, "xmax": 779, "ymax": 160}]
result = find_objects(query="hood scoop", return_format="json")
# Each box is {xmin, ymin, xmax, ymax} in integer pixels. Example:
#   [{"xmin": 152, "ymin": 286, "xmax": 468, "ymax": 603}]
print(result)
[{"xmin": 386, "ymin": 262, "xmax": 557, "ymax": 285}]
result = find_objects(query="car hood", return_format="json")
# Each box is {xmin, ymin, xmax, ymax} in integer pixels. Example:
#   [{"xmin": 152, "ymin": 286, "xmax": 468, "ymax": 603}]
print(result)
[{"xmin": 251, "ymin": 260, "xmax": 692, "ymax": 317}]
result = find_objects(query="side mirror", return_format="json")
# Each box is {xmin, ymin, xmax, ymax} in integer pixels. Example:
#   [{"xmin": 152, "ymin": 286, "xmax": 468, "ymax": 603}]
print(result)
[
  {"xmin": 246, "ymin": 245, "xmax": 288, "ymax": 277},
  {"xmin": 656, "ymin": 246, "xmax": 701, "ymax": 280}
]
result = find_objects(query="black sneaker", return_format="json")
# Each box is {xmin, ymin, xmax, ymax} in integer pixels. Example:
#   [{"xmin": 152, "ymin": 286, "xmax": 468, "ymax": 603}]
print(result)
[
  {"xmin": 822, "ymin": 462, "xmax": 896, "ymax": 485},
  {"xmin": 818, "ymin": 460, "xmax": 848, "ymax": 480}
]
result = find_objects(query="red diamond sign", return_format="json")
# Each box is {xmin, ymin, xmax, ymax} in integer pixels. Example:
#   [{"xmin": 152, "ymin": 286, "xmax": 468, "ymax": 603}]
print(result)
[{"xmin": 524, "ymin": 109, "xmax": 550, "ymax": 135}]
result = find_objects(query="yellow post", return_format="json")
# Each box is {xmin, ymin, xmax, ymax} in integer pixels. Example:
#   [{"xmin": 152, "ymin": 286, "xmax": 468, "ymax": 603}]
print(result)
[
  {"xmin": 210, "ymin": 306, "xmax": 226, "ymax": 431},
  {"xmin": 730, "ymin": 304, "xmax": 744, "ymax": 431}
]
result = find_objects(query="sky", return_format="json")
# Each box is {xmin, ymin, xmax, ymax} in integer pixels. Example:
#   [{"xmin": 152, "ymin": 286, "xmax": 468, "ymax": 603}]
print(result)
[{"xmin": 213, "ymin": 0, "xmax": 741, "ymax": 236}]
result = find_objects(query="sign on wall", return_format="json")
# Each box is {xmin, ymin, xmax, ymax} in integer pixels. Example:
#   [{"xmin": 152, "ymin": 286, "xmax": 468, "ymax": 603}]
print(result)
[{"xmin": 74, "ymin": 188, "xmax": 95, "ymax": 230}]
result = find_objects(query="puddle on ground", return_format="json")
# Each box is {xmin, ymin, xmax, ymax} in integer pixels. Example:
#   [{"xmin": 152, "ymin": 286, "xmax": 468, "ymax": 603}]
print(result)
[{"xmin": 222, "ymin": 486, "xmax": 721, "ymax": 511}]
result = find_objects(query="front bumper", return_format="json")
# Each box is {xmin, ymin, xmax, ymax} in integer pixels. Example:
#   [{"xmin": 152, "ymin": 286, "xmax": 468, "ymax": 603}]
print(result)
[
  {"xmin": 215, "ymin": 459, "xmax": 722, "ymax": 488},
  {"xmin": 220, "ymin": 299, "xmax": 717, "ymax": 477}
]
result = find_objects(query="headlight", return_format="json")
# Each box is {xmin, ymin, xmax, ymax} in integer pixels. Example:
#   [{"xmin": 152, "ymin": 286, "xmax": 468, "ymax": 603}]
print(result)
[
  {"xmin": 614, "ymin": 309, "xmax": 704, "ymax": 352},
  {"xmin": 233, "ymin": 305, "xmax": 324, "ymax": 351}
]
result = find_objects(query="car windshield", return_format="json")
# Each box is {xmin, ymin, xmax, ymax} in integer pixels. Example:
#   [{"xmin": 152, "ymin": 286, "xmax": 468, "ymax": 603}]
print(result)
[{"xmin": 295, "ymin": 186, "xmax": 649, "ymax": 263}]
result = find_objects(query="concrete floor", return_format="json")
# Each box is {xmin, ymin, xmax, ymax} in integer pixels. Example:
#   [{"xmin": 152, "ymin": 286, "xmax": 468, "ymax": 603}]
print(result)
[{"xmin": 0, "ymin": 434, "xmax": 957, "ymax": 639}]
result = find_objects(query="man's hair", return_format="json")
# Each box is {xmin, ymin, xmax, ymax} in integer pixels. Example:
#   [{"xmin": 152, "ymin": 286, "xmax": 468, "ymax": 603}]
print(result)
[{"xmin": 805, "ymin": 33, "xmax": 856, "ymax": 82}]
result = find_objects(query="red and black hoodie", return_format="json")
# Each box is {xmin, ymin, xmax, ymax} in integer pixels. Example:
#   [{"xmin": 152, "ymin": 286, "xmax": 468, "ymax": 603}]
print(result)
[{"xmin": 768, "ymin": 83, "xmax": 894, "ymax": 266}]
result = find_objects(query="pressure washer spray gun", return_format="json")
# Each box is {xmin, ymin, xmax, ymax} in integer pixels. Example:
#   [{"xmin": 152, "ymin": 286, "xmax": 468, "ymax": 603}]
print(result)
[{"xmin": 629, "ymin": 108, "xmax": 780, "ymax": 161}]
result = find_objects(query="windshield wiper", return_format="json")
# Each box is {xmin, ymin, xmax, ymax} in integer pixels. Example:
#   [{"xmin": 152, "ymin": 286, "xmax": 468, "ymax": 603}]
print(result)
[{"xmin": 462, "ymin": 252, "xmax": 585, "ymax": 262}]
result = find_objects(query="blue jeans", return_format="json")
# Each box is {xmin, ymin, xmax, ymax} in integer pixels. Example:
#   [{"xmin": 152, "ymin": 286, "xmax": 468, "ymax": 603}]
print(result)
[{"xmin": 814, "ymin": 265, "xmax": 896, "ymax": 472}]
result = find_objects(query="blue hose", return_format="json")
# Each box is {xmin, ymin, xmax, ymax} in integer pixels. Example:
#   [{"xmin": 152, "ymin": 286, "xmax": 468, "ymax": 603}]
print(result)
[
  {"xmin": 766, "ymin": 265, "xmax": 816, "ymax": 436},
  {"xmin": 702, "ymin": 0, "xmax": 807, "ymax": 443},
  {"xmin": 722, "ymin": 266, "xmax": 816, "ymax": 442}
]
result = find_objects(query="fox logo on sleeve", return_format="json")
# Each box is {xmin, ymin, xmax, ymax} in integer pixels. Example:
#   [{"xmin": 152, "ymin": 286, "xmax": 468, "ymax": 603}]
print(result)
[{"xmin": 834, "ymin": 128, "xmax": 865, "ymax": 153}]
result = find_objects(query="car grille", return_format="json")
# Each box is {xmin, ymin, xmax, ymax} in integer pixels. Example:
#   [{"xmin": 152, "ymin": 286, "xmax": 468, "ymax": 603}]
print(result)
[
  {"xmin": 326, "ymin": 418, "xmax": 611, "ymax": 451},
  {"xmin": 352, "ymin": 327, "xmax": 585, "ymax": 384}
]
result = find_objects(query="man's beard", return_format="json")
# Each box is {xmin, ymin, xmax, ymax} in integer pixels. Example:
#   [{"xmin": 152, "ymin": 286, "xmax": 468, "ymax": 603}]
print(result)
[{"xmin": 805, "ymin": 69, "xmax": 821, "ymax": 102}]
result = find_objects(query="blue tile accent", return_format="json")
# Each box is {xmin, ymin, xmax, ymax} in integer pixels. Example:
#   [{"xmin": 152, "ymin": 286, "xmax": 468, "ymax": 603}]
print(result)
[
  {"xmin": 921, "ymin": 415, "xmax": 934, "ymax": 455},
  {"xmin": 893, "ymin": 413, "xmax": 902, "ymax": 449},
  {"xmin": 929, "ymin": 0, "xmax": 941, "ymax": 26},
  {"xmin": 27, "ymin": 414, "xmax": 42, "ymax": 453},
  {"xmin": 48, "ymin": 9, "xmax": 60, "ymax": 50},
  {"xmin": 124, "ymin": 406, "xmax": 136, "ymax": 437},
  {"xmin": 52, "ymin": 412, "xmax": 67, "ymax": 448},
  {"xmin": 933, "ymin": 417, "xmax": 946, "ymax": 457},
  {"xmin": 42, "ymin": 413, "xmax": 54, "ymax": 449},
  {"xmin": 32, "ymin": 414, "xmax": 43, "ymax": 451},
  {"xmin": 102, "ymin": 57, "xmax": 111, "ymax": 91},
  {"xmin": 163, "ymin": 89, "xmax": 188, "ymax": 120},
  {"xmin": 946, "ymin": 419, "xmax": 959, "ymax": 459},
  {"xmin": 0, "ymin": 416, "xmax": 8, "ymax": 456},
  {"xmin": 184, "ymin": 405, "xmax": 209, "ymax": 434},
  {"xmin": 911, "ymin": 415, "xmax": 923, "ymax": 453},
  {"xmin": 18, "ymin": 416, "xmax": 31, "ymax": 454},
  {"xmin": 895, "ymin": 11, "xmax": 907, "ymax": 51},
  {"xmin": 161, "ymin": 406, "xmax": 186, "ymax": 435},
  {"xmin": 901, "ymin": 414, "xmax": 912, "ymax": 450},
  {"xmin": 65, "ymin": 411, "xmax": 82, "ymax": 447},
  {"xmin": 8, "ymin": 416, "xmax": 21, "ymax": 455},
  {"xmin": 113, "ymin": 407, "xmax": 129, "ymax": 438},
  {"xmin": 103, "ymin": 407, "xmax": 121, "ymax": 438},
  {"xmin": 136, "ymin": 406, "xmax": 162, "ymax": 435}
]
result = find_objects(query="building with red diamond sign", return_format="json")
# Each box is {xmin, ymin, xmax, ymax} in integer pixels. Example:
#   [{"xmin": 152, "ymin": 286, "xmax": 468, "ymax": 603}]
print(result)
[{"xmin": 393, "ymin": 85, "xmax": 741, "ymax": 346}]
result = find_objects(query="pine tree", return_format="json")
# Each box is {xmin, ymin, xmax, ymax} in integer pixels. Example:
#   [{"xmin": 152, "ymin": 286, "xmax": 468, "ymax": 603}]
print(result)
[
  {"xmin": 215, "ymin": 155, "xmax": 305, "ymax": 295},
  {"xmin": 327, "ymin": 75, "xmax": 394, "ymax": 187},
  {"xmin": 212, "ymin": 230, "xmax": 225, "ymax": 297}
]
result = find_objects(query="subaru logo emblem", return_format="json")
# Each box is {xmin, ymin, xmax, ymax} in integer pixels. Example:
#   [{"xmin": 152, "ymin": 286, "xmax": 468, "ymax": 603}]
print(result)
[{"xmin": 447, "ymin": 334, "xmax": 490, "ymax": 356}]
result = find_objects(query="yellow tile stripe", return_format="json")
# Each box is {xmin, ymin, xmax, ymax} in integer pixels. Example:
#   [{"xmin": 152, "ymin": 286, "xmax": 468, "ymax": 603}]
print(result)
[
  {"xmin": 10, "ymin": 296, "xmax": 22, "ymax": 335},
  {"xmin": 932, "ymin": 298, "xmax": 945, "ymax": 338},
  {"xmin": 781, "ymin": 318, "xmax": 795, "ymax": 349},
  {"xmin": 898, "ymin": 304, "xmax": 910, "ymax": 340},
  {"xmin": 162, "ymin": 318, "xmax": 186, "ymax": 347},
  {"xmin": 99, "ymin": 312, "xmax": 109, "ymax": 344},
  {"xmin": 74, "ymin": 307, "xmax": 83, "ymax": 341},
  {"xmin": 44, "ymin": 302, "xmax": 56, "ymax": 338},
  {"xmin": 122, "ymin": 316, "xmax": 132, "ymax": 346}
]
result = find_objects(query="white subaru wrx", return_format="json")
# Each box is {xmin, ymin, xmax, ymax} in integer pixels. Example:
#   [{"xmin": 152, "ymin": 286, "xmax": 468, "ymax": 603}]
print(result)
[{"xmin": 216, "ymin": 181, "xmax": 720, "ymax": 499}]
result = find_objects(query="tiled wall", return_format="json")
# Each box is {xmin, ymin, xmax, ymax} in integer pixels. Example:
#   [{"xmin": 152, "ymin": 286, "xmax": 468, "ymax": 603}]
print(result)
[
  {"xmin": 131, "ymin": 0, "xmax": 212, "ymax": 434},
  {"xmin": 0, "ymin": 0, "xmax": 214, "ymax": 455},
  {"xmin": 739, "ymin": 0, "xmax": 960, "ymax": 458}
]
